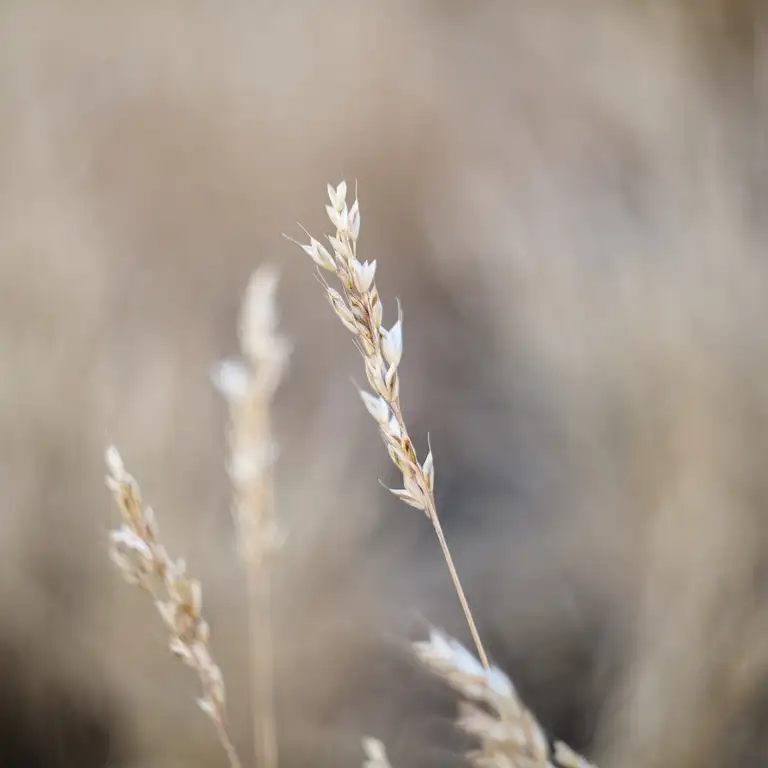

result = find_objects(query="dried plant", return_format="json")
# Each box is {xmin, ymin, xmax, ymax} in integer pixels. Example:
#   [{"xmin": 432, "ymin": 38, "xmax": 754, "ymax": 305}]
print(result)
[
  {"xmin": 415, "ymin": 629, "xmax": 595, "ymax": 768},
  {"xmin": 100, "ymin": 184, "xmax": 600, "ymax": 768},
  {"xmin": 104, "ymin": 446, "xmax": 242, "ymax": 768},
  {"xmin": 212, "ymin": 266, "xmax": 290, "ymax": 768},
  {"xmin": 293, "ymin": 182, "xmax": 599, "ymax": 768},
  {"xmin": 290, "ymin": 181, "xmax": 490, "ymax": 671}
]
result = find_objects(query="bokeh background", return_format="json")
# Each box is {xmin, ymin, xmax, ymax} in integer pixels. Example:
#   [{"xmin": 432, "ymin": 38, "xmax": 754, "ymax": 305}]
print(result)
[{"xmin": 2, "ymin": 1, "xmax": 768, "ymax": 766}]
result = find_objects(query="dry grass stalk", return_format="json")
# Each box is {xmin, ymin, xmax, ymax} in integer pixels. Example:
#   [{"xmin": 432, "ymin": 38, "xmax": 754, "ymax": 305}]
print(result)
[
  {"xmin": 290, "ymin": 181, "xmax": 490, "ymax": 671},
  {"xmin": 415, "ymin": 629, "xmax": 596, "ymax": 768},
  {"xmin": 362, "ymin": 737, "xmax": 394, "ymax": 768},
  {"xmin": 104, "ymin": 446, "xmax": 242, "ymax": 768},
  {"xmin": 213, "ymin": 266, "xmax": 290, "ymax": 768},
  {"xmin": 291, "ymin": 183, "xmax": 595, "ymax": 767}
]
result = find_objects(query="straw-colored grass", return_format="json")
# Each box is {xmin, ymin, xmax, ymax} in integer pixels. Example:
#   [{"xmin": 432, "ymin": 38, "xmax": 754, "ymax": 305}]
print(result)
[
  {"xmin": 105, "ymin": 445, "xmax": 242, "ymax": 768},
  {"xmin": 212, "ymin": 266, "xmax": 289, "ymax": 768},
  {"xmin": 104, "ymin": 181, "xmax": 595, "ymax": 768}
]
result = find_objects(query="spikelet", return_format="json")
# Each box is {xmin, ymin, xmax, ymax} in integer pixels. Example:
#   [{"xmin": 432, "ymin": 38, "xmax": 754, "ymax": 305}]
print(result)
[
  {"xmin": 291, "ymin": 183, "xmax": 490, "ymax": 671},
  {"xmin": 105, "ymin": 446, "xmax": 242, "ymax": 768},
  {"xmin": 415, "ymin": 629, "xmax": 596, "ymax": 768},
  {"xmin": 212, "ymin": 265, "xmax": 289, "ymax": 768}
]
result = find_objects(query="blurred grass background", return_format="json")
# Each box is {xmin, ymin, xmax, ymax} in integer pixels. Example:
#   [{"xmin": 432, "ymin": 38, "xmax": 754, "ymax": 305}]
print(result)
[{"xmin": 1, "ymin": 2, "xmax": 767, "ymax": 766}]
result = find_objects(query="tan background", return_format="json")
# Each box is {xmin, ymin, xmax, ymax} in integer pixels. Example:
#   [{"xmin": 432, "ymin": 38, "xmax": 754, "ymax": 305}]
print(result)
[{"xmin": 1, "ymin": 2, "xmax": 767, "ymax": 766}]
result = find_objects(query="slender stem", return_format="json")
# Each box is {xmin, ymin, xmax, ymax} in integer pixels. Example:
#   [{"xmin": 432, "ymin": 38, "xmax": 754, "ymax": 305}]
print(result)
[
  {"xmin": 248, "ymin": 562, "xmax": 278, "ymax": 768},
  {"xmin": 389, "ymin": 401, "xmax": 490, "ymax": 672},
  {"xmin": 426, "ymin": 497, "xmax": 491, "ymax": 672},
  {"xmin": 212, "ymin": 708, "xmax": 243, "ymax": 768}
]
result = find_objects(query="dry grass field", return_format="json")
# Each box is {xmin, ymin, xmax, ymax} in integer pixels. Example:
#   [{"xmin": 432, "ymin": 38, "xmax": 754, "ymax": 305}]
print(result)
[{"xmin": 1, "ymin": 1, "xmax": 768, "ymax": 766}]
